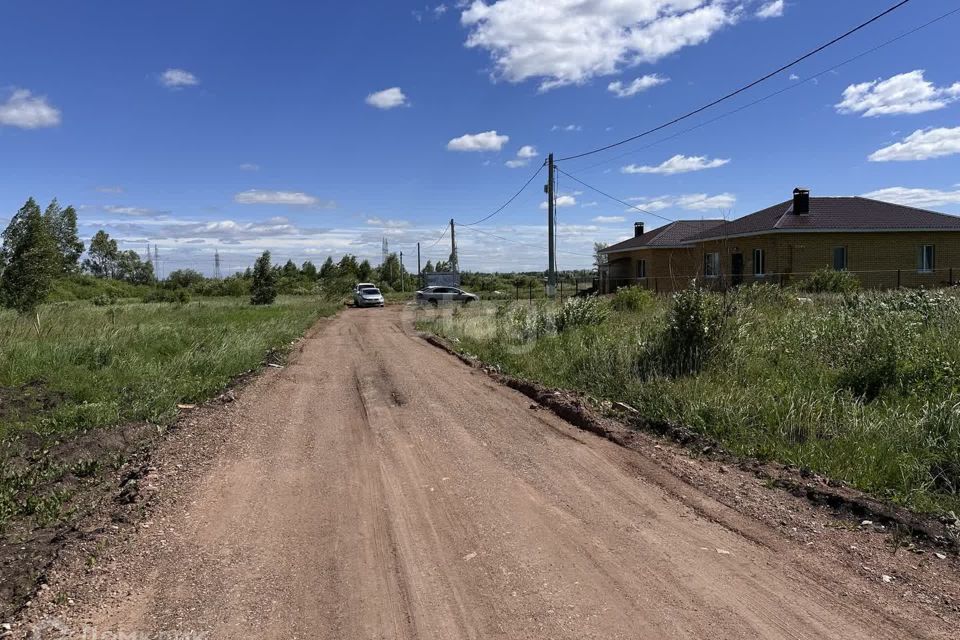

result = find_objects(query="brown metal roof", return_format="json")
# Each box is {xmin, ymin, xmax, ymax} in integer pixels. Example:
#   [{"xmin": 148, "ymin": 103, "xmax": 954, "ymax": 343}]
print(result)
[
  {"xmin": 686, "ymin": 197, "xmax": 960, "ymax": 241},
  {"xmin": 601, "ymin": 219, "xmax": 725, "ymax": 253}
]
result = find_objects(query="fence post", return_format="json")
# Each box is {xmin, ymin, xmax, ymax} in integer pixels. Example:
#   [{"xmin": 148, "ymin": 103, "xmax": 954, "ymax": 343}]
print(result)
[{"xmin": 897, "ymin": 269, "xmax": 901, "ymax": 288}]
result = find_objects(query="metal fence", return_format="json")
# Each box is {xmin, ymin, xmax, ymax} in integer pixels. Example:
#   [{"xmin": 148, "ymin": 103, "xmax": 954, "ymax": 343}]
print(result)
[{"xmin": 603, "ymin": 268, "xmax": 958, "ymax": 294}]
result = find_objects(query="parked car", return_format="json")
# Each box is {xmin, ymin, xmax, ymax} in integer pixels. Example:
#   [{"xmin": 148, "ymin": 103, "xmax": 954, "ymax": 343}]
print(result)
[
  {"xmin": 415, "ymin": 285, "xmax": 479, "ymax": 306},
  {"xmin": 354, "ymin": 286, "xmax": 384, "ymax": 308},
  {"xmin": 354, "ymin": 282, "xmax": 376, "ymax": 293}
]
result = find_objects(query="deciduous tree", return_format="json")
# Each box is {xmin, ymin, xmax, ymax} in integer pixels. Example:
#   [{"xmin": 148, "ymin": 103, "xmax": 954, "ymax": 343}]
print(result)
[
  {"xmin": 0, "ymin": 197, "xmax": 59, "ymax": 314},
  {"xmin": 250, "ymin": 251, "xmax": 277, "ymax": 305}
]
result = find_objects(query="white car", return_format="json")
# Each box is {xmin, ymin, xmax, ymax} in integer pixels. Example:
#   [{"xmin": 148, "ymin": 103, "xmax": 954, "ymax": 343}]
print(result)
[
  {"xmin": 354, "ymin": 282, "xmax": 376, "ymax": 293},
  {"xmin": 354, "ymin": 286, "xmax": 384, "ymax": 308}
]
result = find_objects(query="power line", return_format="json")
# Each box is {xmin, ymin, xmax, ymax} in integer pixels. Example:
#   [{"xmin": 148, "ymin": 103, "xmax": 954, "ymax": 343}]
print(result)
[
  {"xmin": 557, "ymin": 0, "xmax": 915, "ymax": 162},
  {"xmin": 555, "ymin": 167, "xmax": 676, "ymax": 224},
  {"xmin": 573, "ymin": 5, "xmax": 960, "ymax": 174},
  {"xmin": 461, "ymin": 160, "xmax": 546, "ymax": 226},
  {"xmin": 425, "ymin": 223, "xmax": 450, "ymax": 249}
]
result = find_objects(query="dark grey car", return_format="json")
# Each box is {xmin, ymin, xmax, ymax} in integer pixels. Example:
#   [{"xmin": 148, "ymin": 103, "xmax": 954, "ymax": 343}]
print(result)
[{"xmin": 415, "ymin": 286, "xmax": 479, "ymax": 306}]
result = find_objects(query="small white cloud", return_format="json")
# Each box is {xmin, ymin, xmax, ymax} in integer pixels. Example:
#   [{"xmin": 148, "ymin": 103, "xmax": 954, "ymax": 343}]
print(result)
[
  {"xmin": 103, "ymin": 205, "xmax": 168, "ymax": 217},
  {"xmin": 96, "ymin": 186, "xmax": 124, "ymax": 194},
  {"xmin": 234, "ymin": 190, "xmax": 331, "ymax": 207},
  {"xmin": 607, "ymin": 74, "xmax": 669, "ymax": 98},
  {"xmin": 540, "ymin": 194, "xmax": 576, "ymax": 209},
  {"xmin": 434, "ymin": 3, "xmax": 448, "ymax": 16},
  {"xmin": 0, "ymin": 89, "xmax": 61, "ymax": 129},
  {"xmin": 756, "ymin": 0, "xmax": 784, "ymax": 20},
  {"xmin": 581, "ymin": 201, "xmax": 599, "ymax": 208},
  {"xmin": 365, "ymin": 217, "xmax": 411, "ymax": 228},
  {"xmin": 622, "ymin": 154, "xmax": 730, "ymax": 175},
  {"xmin": 868, "ymin": 127, "xmax": 960, "ymax": 162},
  {"xmin": 365, "ymin": 87, "xmax": 409, "ymax": 109},
  {"xmin": 861, "ymin": 186, "xmax": 960, "ymax": 208},
  {"xmin": 239, "ymin": 163, "xmax": 260, "ymax": 171},
  {"xmin": 592, "ymin": 215, "xmax": 625, "ymax": 223},
  {"xmin": 505, "ymin": 144, "xmax": 538, "ymax": 167},
  {"xmin": 629, "ymin": 193, "xmax": 736, "ymax": 211},
  {"xmin": 551, "ymin": 124, "xmax": 581, "ymax": 132},
  {"xmin": 447, "ymin": 130, "xmax": 509, "ymax": 152},
  {"xmin": 836, "ymin": 70, "xmax": 960, "ymax": 117},
  {"xmin": 160, "ymin": 68, "xmax": 199, "ymax": 89},
  {"xmin": 789, "ymin": 73, "xmax": 800, "ymax": 81}
]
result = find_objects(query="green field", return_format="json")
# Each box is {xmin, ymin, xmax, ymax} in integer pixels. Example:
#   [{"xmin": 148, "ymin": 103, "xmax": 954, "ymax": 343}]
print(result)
[
  {"xmin": 0, "ymin": 295, "xmax": 338, "ymax": 529},
  {"xmin": 419, "ymin": 285, "xmax": 960, "ymax": 516}
]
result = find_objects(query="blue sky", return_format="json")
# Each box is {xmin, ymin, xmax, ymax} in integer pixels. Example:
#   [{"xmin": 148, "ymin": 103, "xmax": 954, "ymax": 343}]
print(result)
[{"xmin": 2, "ymin": 0, "xmax": 959, "ymax": 274}]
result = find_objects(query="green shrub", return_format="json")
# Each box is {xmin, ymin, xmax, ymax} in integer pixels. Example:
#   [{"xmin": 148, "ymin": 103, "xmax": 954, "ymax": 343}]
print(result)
[
  {"xmin": 91, "ymin": 293, "xmax": 117, "ymax": 307},
  {"xmin": 554, "ymin": 296, "xmax": 609, "ymax": 332},
  {"xmin": 142, "ymin": 288, "xmax": 190, "ymax": 304},
  {"xmin": 611, "ymin": 286, "xmax": 654, "ymax": 313},
  {"xmin": 644, "ymin": 286, "xmax": 730, "ymax": 377},
  {"xmin": 799, "ymin": 268, "xmax": 860, "ymax": 294}
]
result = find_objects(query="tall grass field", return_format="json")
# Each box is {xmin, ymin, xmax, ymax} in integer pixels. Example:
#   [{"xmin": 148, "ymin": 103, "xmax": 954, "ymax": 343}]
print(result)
[
  {"xmin": 0, "ymin": 295, "xmax": 338, "ymax": 530},
  {"xmin": 420, "ymin": 285, "xmax": 960, "ymax": 516}
]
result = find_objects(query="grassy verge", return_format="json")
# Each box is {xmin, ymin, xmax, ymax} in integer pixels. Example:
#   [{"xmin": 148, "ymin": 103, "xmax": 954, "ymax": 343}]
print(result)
[
  {"xmin": 0, "ymin": 295, "xmax": 338, "ymax": 530},
  {"xmin": 418, "ymin": 286, "xmax": 960, "ymax": 516}
]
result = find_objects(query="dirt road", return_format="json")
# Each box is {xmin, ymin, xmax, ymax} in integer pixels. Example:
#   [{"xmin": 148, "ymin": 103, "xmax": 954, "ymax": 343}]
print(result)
[{"xmin": 26, "ymin": 307, "xmax": 952, "ymax": 638}]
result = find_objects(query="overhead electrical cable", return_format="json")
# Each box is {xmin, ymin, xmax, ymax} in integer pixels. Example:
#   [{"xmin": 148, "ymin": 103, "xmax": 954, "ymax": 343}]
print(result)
[
  {"xmin": 555, "ymin": 167, "xmax": 676, "ymax": 224},
  {"xmin": 557, "ymin": 0, "xmax": 915, "ymax": 162},
  {"xmin": 461, "ymin": 160, "xmax": 546, "ymax": 226}
]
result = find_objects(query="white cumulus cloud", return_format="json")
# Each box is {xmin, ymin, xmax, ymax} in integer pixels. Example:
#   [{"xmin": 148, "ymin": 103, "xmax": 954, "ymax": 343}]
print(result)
[
  {"xmin": 621, "ymin": 154, "xmax": 730, "ymax": 175},
  {"xmin": 755, "ymin": 0, "xmax": 784, "ymax": 19},
  {"xmin": 608, "ymin": 73, "xmax": 669, "ymax": 98},
  {"xmin": 461, "ymin": 0, "xmax": 734, "ymax": 91},
  {"xmin": 593, "ymin": 215, "xmax": 626, "ymax": 223},
  {"xmin": 160, "ymin": 68, "xmax": 199, "ymax": 89},
  {"xmin": 630, "ymin": 192, "xmax": 736, "ymax": 211},
  {"xmin": 860, "ymin": 186, "xmax": 960, "ymax": 208},
  {"xmin": 365, "ymin": 87, "xmax": 409, "ymax": 109},
  {"xmin": 836, "ymin": 70, "xmax": 960, "ymax": 117},
  {"xmin": 869, "ymin": 127, "xmax": 960, "ymax": 162},
  {"xmin": 0, "ymin": 89, "xmax": 61, "ymax": 129},
  {"xmin": 233, "ymin": 190, "xmax": 332, "ymax": 207},
  {"xmin": 505, "ymin": 144, "xmax": 538, "ymax": 167},
  {"xmin": 447, "ymin": 130, "xmax": 509, "ymax": 152},
  {"xmin": 539, "ymin": 194, "xmax": 577, "ymax": 209}
]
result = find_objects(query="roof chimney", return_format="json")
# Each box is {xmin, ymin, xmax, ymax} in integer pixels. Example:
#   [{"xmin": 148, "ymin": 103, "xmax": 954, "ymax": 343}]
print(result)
[
  {"xmin": 793, "ymin": 187, "xmax": 810, "ymax": 215},
  {"xmin": 634, "ymin": 222, "xmax": 645, "ymax": 237}
]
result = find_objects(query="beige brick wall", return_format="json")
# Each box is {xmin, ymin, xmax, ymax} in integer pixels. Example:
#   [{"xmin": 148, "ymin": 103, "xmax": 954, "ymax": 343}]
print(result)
[
  {"xmin": 695, "ymin": 231, "xmax": 960, "ymax": 289},
  {"xmin": 604, "ymin": 247, "xmax": 702, "ymax": 292}
]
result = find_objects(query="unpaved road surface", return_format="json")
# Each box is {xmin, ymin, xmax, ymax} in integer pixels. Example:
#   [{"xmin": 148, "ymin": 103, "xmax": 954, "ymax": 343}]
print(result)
[{"xmin": 21, "ymin": 307, "xmax": 954, "ymax": 638}]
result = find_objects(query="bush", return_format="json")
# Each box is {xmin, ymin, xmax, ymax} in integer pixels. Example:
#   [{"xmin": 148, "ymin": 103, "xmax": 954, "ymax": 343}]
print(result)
[
  {"xmin": 91, "ymin": 293, "xmax": 117, "ymax": 307},
  {"xmin": 798, "ymin": 268, "xmax": 860, "ymax": 294},
  {"xmin": 142, "ymin": 288, "xmax": 190, "ymax": 304},
  {"xmin": 656, "ymin": 286, "xmax": 729, "ymax": 376},
  {"xmin": 554, "ymin": 296, "xmax": 609, "ymax": 332},
  {"xmin": 611, "ymin": 286, "xmax": 654, "ymax": 313}
]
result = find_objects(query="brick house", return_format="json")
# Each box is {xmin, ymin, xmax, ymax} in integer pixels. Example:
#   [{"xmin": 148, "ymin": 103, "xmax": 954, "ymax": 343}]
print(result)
[
  {"xmin": 600, "ymin": 189, "xmax": 960, "ymax": 292},
  {"xmin": 600, "ymin": 219, "xmax": 725, "ymax": 293}
]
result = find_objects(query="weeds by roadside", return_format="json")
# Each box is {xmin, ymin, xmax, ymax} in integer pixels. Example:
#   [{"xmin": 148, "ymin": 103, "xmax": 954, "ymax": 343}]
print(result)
[{"xmin": 419, "ymin": 284, "xmax": 960, "ymax": 515}]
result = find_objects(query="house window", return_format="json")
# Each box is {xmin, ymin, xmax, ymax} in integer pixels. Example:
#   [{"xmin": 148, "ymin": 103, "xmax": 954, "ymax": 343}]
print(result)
[
  {"xmin": 832, "ymin": 246, "xmax": 847, "ymax": 271},
  {"xmin": 753, "ymin": 248, "xmax": 766, "ymax": 277},
  {"xmin": 636, "ymin": 259, "xmax": 647, "ymax": 279},
  {"xmin": 918, "ymin": 245, "xmax": 935, "ymax": 273},
  {"xmin": 704, "ymin": 252, "xmax": 720, "ymax": 278}
]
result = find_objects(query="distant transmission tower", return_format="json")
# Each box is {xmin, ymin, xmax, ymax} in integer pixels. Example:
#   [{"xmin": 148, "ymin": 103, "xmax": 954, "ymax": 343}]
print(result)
[
  {"xmin": 381, "ymin": 237, "xmax": 389, "ymax": 265},
  {"xmin": 145, "ymin": 243, "xmax": 152, "ymax": 265},
  {"xmin": 154, "ymin": 245, "xmax": 161, "ymax": 280},
  {"xmin": 214, "ymin": 250, "xmax": 222, "ymax": 280}
]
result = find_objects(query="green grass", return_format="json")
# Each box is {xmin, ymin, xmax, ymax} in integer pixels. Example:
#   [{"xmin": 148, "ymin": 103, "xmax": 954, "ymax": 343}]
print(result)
[
  {"xmin": 419, "ymin": 286, "xmax": 960, "ymax": 515},
  {"xmin": 0, "ymin": 295, "xmax": 338, "ymax": 530}
]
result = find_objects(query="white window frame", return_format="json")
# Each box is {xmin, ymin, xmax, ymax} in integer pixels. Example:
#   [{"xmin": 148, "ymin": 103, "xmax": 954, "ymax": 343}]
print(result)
[
  {"xmin": 919, "ymin": 244, "xmax": 935, "ymax": 273},
  {"xmin": 704, "ymin": 252, "xmax": 720, "ymax": 278},
  {"xmin": 637, "ymin": 259, "xmax": 647, "ymax": 279},
  {"xmin": 752, "ymin": 248, "xmax": 766, "ymax": 277}
]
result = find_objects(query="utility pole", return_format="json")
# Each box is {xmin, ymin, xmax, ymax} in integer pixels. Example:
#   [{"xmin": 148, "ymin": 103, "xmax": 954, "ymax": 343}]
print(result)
[
  {"xmin": 417, "ymin": 242, "xmax": 421, "ymax": 290},
  {"xmin": 154, "ymin": 245, "xmax": 161, "ymax": 280},
  {"xmin": 399, "ymin": 251, "xmax": 405, "ymax": 292},
  {"xmin": 214, "ymin": 249, "xmax": 221, "ymax": 280},
  {"xmin": 450, "ymin": 218, "xmax": 458, "ymax": 274},
  {"xmin": 546, "ymin": 153, "xmax": 557, "ymax": 296}
]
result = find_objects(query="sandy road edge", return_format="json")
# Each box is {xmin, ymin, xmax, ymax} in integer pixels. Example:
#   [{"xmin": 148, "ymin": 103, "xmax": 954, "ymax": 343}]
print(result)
[
  {"xmin": 0, "ymin": 311, "xmax": 341, "ymax": 629},
  {"xmin": 419, "ymin": 332, "xmax": 959, "ymax": 549}
]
